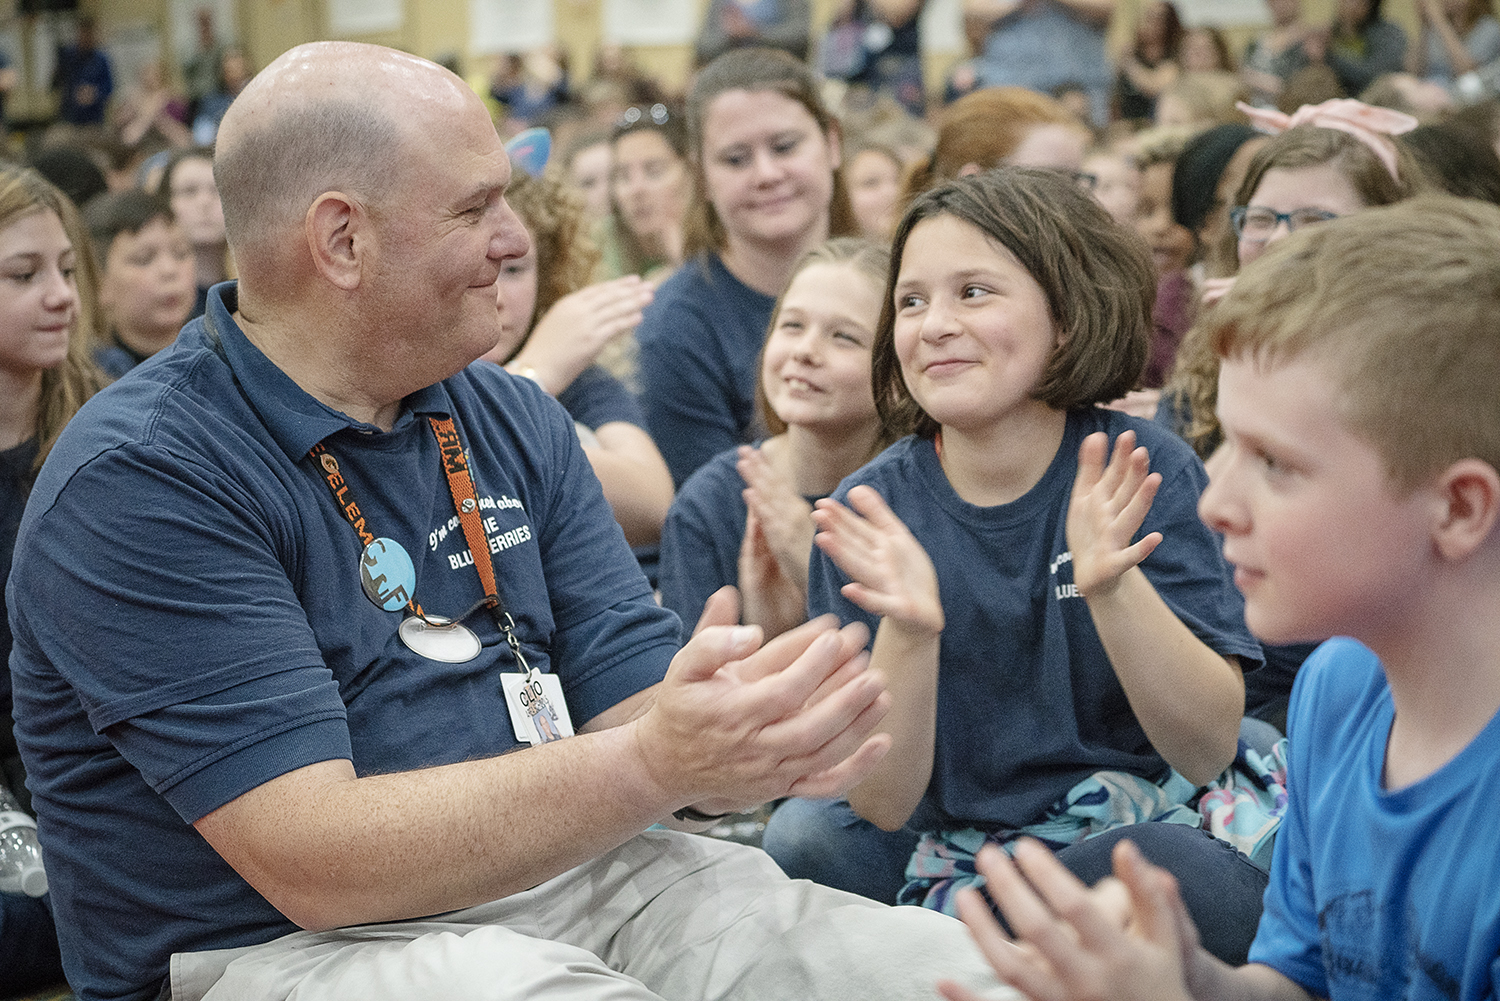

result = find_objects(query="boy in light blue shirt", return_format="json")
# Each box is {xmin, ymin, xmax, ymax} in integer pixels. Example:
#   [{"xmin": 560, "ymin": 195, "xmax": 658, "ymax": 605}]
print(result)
[{"xmin": 937, "ymin": 195, "xmax": 1500, "ymax": 1001}]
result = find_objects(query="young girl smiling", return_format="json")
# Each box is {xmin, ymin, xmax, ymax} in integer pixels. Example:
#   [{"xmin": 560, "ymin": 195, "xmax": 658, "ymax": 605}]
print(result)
[
  {"xmin": 658, "ymin": 237, "xmax": 888, "ymax": 639},
  {"xmin": 807, "ymin": 168, "xmax": 1266, "ymax": 960}
]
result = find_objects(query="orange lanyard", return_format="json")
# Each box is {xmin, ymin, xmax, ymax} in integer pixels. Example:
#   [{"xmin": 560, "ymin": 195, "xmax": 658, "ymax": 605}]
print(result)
[{"xmin": 309, "ymin": 415, "xmax": 532, "ymax": 673}]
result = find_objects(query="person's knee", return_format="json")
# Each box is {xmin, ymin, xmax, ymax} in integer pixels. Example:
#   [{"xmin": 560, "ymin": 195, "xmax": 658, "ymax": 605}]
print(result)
[{"xmin": 761, "ymin": 799, "xmax": 916, "ymax": 903}]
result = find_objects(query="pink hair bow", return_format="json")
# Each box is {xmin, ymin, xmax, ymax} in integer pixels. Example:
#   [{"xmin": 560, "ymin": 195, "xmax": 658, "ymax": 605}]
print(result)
[{"xmin": 1235, "ymin": 99, "xmax": 1419, "ymax": 180}]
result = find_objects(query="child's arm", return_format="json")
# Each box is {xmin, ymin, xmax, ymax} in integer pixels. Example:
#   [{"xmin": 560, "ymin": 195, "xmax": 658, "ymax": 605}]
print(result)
[
  {"xmin": 934, "ymin": 839, "xmax": 1316, "ymax": 1001},
  {"xmin": 812, "ymin": 485, "xmax": 945, "ymax": 830},
  {"xmin": 1068, "ymin": 431, "xmax": 1244, "ymax": 786}
]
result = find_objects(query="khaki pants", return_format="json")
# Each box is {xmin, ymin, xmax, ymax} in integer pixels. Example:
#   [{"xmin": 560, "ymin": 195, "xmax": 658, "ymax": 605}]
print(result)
[{"xmin": 171, "ymin": 829, "xmax": 1015, "ymax": 1001}]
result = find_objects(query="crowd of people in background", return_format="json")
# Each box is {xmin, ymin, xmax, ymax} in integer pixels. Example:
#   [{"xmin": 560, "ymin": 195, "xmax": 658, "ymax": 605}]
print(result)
[{"xmin": 2, "ymin": 1, "xmax": 1500, "ymax": 997}]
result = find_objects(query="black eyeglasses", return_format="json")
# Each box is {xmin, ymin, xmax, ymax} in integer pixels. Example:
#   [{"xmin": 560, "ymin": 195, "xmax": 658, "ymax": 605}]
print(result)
[
  {"xmin": 617, "ymin": 103, "xmax": 670, "ymax": 130},
  {"xmin": 1230, "ymin": 206, "xmax": 1339, "ymax": 242}
]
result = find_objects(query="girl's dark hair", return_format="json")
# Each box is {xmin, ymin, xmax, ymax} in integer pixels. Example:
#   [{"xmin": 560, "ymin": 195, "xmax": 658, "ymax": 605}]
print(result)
[
  {"xmin": 1137, "ymin": 1, "xmax": 1186, "ymax": 60},
  {"xmin": 872, "ymin": 168, "xmax": 1156, "ymax": 441},
  {"xmin": 158, "ymin": 146, "xmax": 215, "ymax": 201},
  {"xmin": 612, "ymin": 101, "xmax": 688, "ymax": 157},
  {"xmin": 682, "ymin": 47, "xmax": 855, "ymax": 256},
  {"xmin": 1355, "ymin": 0, "xmax": 1385, "ymax": 33},
  {"xmin": 82, "ymin": 189, "xmax": 175, "ymax": 264},
  {"xmin": 1401, "ymin": 123, "xmax": 1500, "ymax": 204}
]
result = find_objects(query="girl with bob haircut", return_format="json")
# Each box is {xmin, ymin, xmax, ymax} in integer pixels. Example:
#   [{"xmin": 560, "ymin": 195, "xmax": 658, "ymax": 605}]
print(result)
[
  {"xmin": 636, "ymin": 46, "xmax": 855, "ymax": 488},
  {"xmin": 800, "ymin": 168, "xmax": 1268, "ymax": 960}
]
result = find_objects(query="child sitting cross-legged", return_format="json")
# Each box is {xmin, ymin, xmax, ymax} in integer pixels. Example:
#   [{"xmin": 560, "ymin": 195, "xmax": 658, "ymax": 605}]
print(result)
[{"xmin": 938, "ymin": 194, "xmax": 1500, "ymax": 1001}]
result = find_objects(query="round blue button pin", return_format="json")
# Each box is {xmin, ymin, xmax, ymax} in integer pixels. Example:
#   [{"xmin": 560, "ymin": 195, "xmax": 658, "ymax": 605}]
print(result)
[{"xmin": 360, "ymin": 537, "xmax": 416, "ymax": 612}]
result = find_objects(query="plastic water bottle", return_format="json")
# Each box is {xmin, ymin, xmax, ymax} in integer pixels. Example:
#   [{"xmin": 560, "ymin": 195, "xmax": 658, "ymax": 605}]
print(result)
[{"xmin": 0, "ymin": 782, "xmax": 47, "ymax": 897}]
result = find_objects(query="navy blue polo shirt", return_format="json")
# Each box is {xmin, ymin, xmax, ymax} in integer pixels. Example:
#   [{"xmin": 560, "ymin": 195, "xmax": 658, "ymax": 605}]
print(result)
[{"xmin": 7, "ymin": 283, "xmax": 680, "ymax": 1001}]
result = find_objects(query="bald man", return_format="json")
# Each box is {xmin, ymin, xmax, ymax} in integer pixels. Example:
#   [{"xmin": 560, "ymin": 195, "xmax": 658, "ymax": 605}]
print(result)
[{"xmin": 7, "ymin": 42, "xmax": 1008, "ymax": 1001}]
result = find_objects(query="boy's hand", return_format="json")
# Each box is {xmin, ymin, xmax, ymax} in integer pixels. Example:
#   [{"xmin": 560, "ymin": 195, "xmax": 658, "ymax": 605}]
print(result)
[
  {"xmin": 1066, "ymin": 431, "xmax": 1163, "ymax": 599},
  {"xmin": 813, "ymin": 485, "xmax": 944, "ymax": 635},
  {"xmin": 936, "ymin": 839, "xmax": 1199, "ymax": 1001}
]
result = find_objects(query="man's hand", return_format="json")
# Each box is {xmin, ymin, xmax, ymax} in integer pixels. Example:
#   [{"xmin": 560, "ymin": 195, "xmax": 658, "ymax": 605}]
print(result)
[
  {"xmin": 936, "ymin": 839, "xmax": 1202, "ymax": 1001},
  {"xmin": 631, "ymin": 589, "xmax": 892, "ymax": 812}
]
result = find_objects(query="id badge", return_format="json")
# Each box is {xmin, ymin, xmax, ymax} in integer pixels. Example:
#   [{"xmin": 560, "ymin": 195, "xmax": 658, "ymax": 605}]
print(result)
[{"xmin": 501, "ymin": 671, "xmax": 575, "ymax": 745}]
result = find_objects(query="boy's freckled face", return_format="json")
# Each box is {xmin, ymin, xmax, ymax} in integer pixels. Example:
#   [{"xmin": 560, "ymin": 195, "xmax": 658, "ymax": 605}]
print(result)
[{"xmin": 1199, "ymin": 354, "xmax": 1434, "ymax": 647}]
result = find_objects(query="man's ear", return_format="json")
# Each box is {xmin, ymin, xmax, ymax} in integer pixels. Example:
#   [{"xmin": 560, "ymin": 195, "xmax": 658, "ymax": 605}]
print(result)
[
  {"xmin": 305, "ymin": 191, "xmax": 365, "ymax": 291},
  {"xmin": 1431, "ymin": 458, "xmax": 1500, "ymax": 562},
  {"xmin": 956, "ymin": 162, "xmax": 983, "ymax": 178}
]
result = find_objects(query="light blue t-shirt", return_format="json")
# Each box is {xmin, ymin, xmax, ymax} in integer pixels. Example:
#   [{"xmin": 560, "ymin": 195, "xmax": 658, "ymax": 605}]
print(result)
[
  {"xmin": 1250, "ymin": 637, "xmax": 1500, "ymax": 1000},
  {"xmin": 974, "ymin": 0, "xmax": 1112, "ymax": 125}
]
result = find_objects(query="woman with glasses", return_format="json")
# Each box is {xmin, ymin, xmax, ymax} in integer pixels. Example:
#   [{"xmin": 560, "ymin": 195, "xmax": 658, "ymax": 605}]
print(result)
[
  {"xmin": 636, "ymin": 48, "xmax": 855, "ymax": 488},
  {"xmin": 1165, "ymin": 118, "xmax": 1424, "ymax": 458}
]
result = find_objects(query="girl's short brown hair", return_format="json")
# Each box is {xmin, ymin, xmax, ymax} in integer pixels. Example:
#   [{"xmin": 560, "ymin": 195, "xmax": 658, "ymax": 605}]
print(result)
[{"xmin": 873, "ymin": 167, "xmax": 1156, "ymax": 441}]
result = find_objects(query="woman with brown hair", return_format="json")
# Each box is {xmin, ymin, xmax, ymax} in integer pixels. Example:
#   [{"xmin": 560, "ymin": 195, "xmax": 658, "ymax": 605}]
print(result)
[{"xmin": 636, "ymin": 47, "xmax": 854, "ymax": 488}]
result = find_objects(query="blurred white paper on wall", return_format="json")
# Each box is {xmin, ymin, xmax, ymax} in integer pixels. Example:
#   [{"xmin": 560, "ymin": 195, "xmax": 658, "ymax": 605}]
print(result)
[
  {"xmin": 920, "ymin": 0, "xmax": 965, "ymax": 53},
  {"xmin": 603, "ymin": 0, "xmax": 698, "ymax": 46},
  {"xmin": 471, "ymin": 0, "xmax": 556, "ymax": 53},
  {"xmin": 329, "ymin": 0, "xmax": 405, "ymax": 36},
  {"xmin": 1174, "ymin": 0, "xmax": 1271, "ymax": 28}
]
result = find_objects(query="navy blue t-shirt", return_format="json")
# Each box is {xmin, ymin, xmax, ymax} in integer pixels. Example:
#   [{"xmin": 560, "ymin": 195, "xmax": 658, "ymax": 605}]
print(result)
[
  {"xmin": 636, "ymin": 253, "xmax": 776, "ymax": 488},
  {"xmin": 0, "ymin": 438, "xmax": 36, "ymax": 803},
  {"xmin": 809, "ymin": 408, "xmax": 1262, "ymax": 833},
  {"xmin": 7, "ymin": 284, "xmax": 680, "ymax": 1001},
  {"xmin": 658, "ymin": 447, "xmax": 749, "ymax": 639}
]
